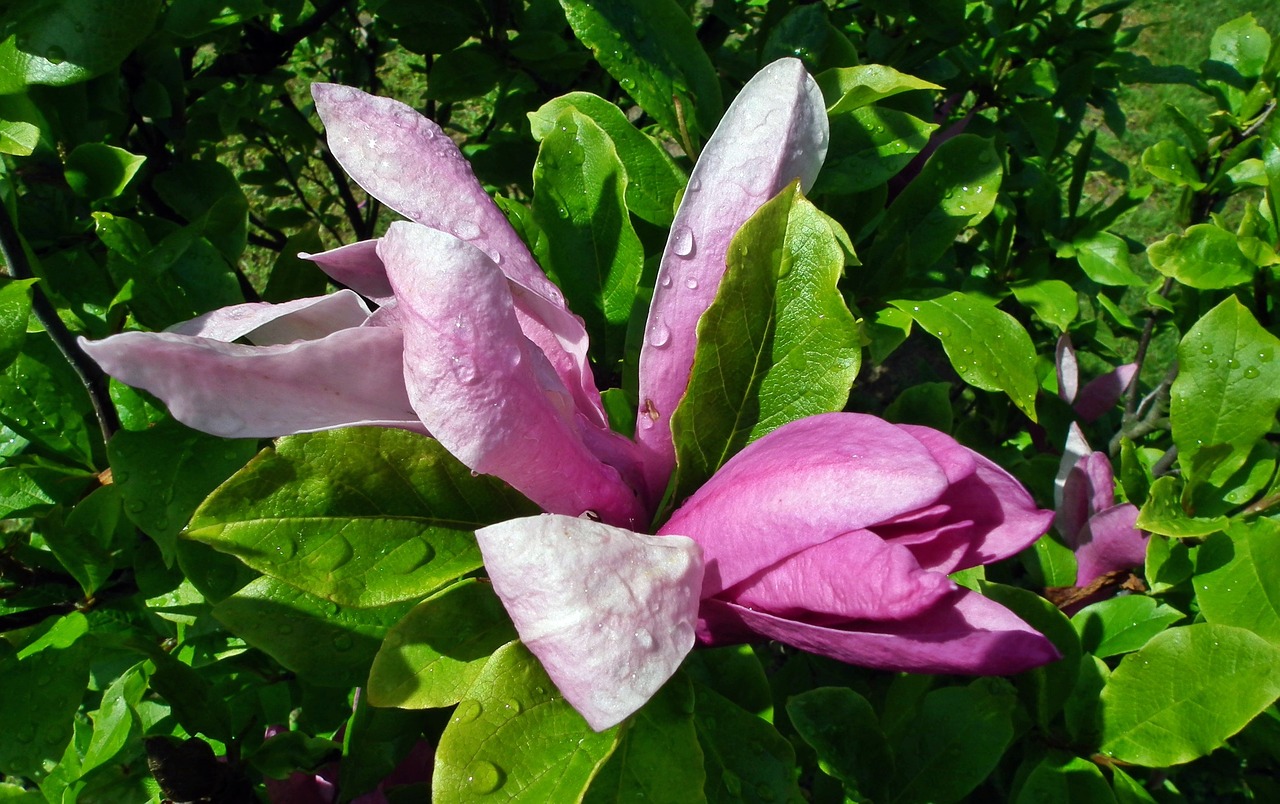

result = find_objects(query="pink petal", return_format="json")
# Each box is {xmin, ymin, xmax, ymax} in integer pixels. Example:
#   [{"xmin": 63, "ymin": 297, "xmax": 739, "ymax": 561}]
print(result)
[
  {"xmin": 1057, "ymin": 451, "xmax": 1116, "ymax": 548},
  {"xmin": 380, "ymin": 222, "xmax": 644, "ymax": 527},
  {"xmin": 168, "ymin": 290, "xmax": 374, "ymax": 345},
  {"xmin": 1074, "ymin": 503, "xmax": 1147, "ymax": 586},
  {"xmin": 699, "ymin": 587, "xmax": 1060, "ymax": 675},
  {"xmin": 724, "ymin": 528, "xmax": 956, "ymax": 621},
  {"xmin": 1054, "ymin": 422, "xmax": 1093, "ymax": 507},
  {"xmin": 635, "ymin": 58, "xmax": 830, "ymax": 495},
  {"xmin": 1055, "ymin": 333, "xmax": 1079, "ymax": 404},
  {"xmin": 312, "ymin": 84, "xmax": 607, "ymax": 428},
  {"xmin": 660, "ymin": 413, "xmax": 948, "ymax": 595},
  {"xmin": 79, "ymin": 328, "xmax": 422, "ymax": 438},
  {"xmin": 476, "ymin": 514, "xmax": 704, "ymax": 731},
  {"xmin": 1074, "ymin": 362, "xmax": 1138, "ymax": 422},
  {"xmin": 301, "ymin": 240, "xmax": 393, "ymax": 305}
]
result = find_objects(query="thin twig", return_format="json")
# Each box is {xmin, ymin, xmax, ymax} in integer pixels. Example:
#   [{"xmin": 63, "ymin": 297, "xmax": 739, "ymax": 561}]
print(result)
[{"xmin": 1122, "ymin": 277, "xmax": 1175, "ymax": 418}]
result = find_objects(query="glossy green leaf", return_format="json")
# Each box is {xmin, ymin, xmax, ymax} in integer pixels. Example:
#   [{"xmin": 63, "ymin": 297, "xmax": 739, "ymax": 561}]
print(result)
[
  {"xmin": 558, "ymin": 0, "xmax": 722, "ymax": 140},
  {"xmin": 1027, "ymin": 533, "xmax": 1079, "ymax": 588},
  {"xmin": 153, "ymin": 161, "xmax": 249, "ymax": 263},
  {"xmin": 213, "ymin": 576, "xmax": 415, "ymax": 688},
  {"xmin": 532, "ymin": 109, "xmax": 644, "ymax": 367},
  {"xmin": 1064, "ymin": 655, "xmax": 1109, "ymax": 748},
  {"xmin": 1110, "ymin": 765, "xmax": 1159, "ymax": 804},
  {"xmin": 368, "ymin": 579, "xmax": 517, "ymax": 710},
  {"xmin": 162, "ymin": 0, "xmax": 269, "ymax": 38},
  {"xmin": 889, "ymin": 678, "xmax": 1017, "ymax": 804},
  {"xmin": 1015, "ymin": 751, "xmax": 1115, "ymax": 804},
  {"xmin": 341, "ymin": 693, "xmax": 430, "ymax": 801},
  {"xmin": 63, "ymin": 143, "xmax": 144, "ymax": 200},
  {"xmin": 434, "ymin": 641, "xmax": 620, "ymax": 800},
  {"xmin": 583, "ymin": 673, "xmax": 704, "ymax": 803},
  {"xmin": 0, "ymin": 0, "xmax": 161, "ymax": 92},
  {"xmin": 108, "ymin": 418, "xmax": 256, "ymax": 563},
  {"xmin": 980, "ymin": 582, "xmax": 1079, "ymax": 729},
  {"xmin": 1100, "ymin": 624, "xmax": 1280, "ymax": 766},
  {"xmin": 788, "ymin": 687, "xmax": 892, "ymax": 802},
  {"xmin": 44, "ymin": 485, "xmax": 123, "ymax": 596},
  {"xmin": 529, "ymin": 92, "xmax": 684, "ymax": 226},
  {"xmin": 1141, "ymin": 140, "xmax": 1204, "ymax": 189},
  {"xmin": 890, "ymin": 292, "xmax": 1039, "ymax": 420},
  {"xmin": 670, "ymin": 184, "xmax": 861, "ymax": 498},
  {"xmin": 1148, "ymin": 225, "xmax": 1256, "ymax": 289},
  {"xmin": 0, "ymin": 278, "xmax": 35, "ymax": 371},
  {"xmin": 682, "ymin": 645, "xmax": 772, "ymax": 719},
  {"xmin": 814, "ymin": 107, "xmax": 936, "ymax": 195},
  {"xmin": 0, "ymin": 640, "xmax": 89, "ymax": 779},
  {"xmin": 693, "ymin": 682, "xmax": 801, "ymax": 804},
  {"xmin": 1010, "ymin": 278, "xmax": 1079, "ymax": 332},
  {"xmin": 1170, "ymin": 296, "xmax": 1280, "ymax": 486},
  {"xmin": 816, "ymin": 64, "xmax": 942, "ymax": 113},
  {"xmin": 1196, "ymin": 520, "xmax": 1280, "ymax": 644},
  {"xmin": 81, "ymin": 663, "xmax": 145, "ymax": 775},
  {"xmin": 1206, "ymin": 14, "xmax": 1272, "ymax": 114},
  {"xmin": 1073, "ymin": 232, "xmax": 1145, "ymax": 286},
  {"xmin": 1072, "ymin": 595, "xmax": 1185, "ymax": 658},
  {"xmin": 188, "ymin": 428, "xmax": 536, "ymax": 608},
  {"xmin": 1135, "ymin": 476, "xmax": 1229, "ymax": 538},
  {"xmin": 0, "ymin": 333, "xmax": 94, "ymax": 466},
  {"xmin": 867, "ymin": 135, "xmax": 1002, "ymax": 274},
  {"xmin": 0, "ymin": 118, "xmax": 38, "ymax": 155}
]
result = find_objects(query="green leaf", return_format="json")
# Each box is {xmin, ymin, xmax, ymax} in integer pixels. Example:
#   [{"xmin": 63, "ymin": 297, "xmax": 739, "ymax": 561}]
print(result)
[
  {"xmin": 434, "ymin": 641, "xmax": 620, "ymax": 800},
  {"xmin": 0, "ymin": 640, "xmax": 89, "ymax": 779},
  {"xmin": 814, "ymin": 107, "xmax": 937, "ymax": 195},
  {"xmin": 682, "ymin": 645, "xmax": 772, "ymax": 719},
  {"xmin": 1206, "ymin": 14, "xmax": 1272, "ymax": 115},
  {"xmin": 1100, "ymin": 623, "xmax": 1280, "ymax": 766},
  {"xmin": 0, "ymin": 333, "xmax": 94, "ymax": 466},
  {"xmin": 0, "ymin": 118, "xmax": 38, "ymax": 155},
  {"xmin": 425, "ymin": 43, "xmax": 502, "ymax": 103},
  {"xmin": 1072, "ymin": 595, "xmax": 1185, "ymax": 658},
  {"xmin": 890, "ymin": 292, "xmax": 1039, "ymax": 420},
  {"xmin": 0, "ymin": 278, "xmax": 35, "ymax": 371},
  {"xmin": 885, "ymin": 382, "xmax": 954, "ymax": 433},
  {"xmin": 1010, "ymin": 278, "xmax": 1079, "ymax": 332},
  {"xmin": 1196, "ymin": 520, "xmax": 1280, "ymax": 644},
  {"xmin": 559, "ymin": 0, "xmax": 722, "ymax": 141},
  {"xmin": 63, "ymin": 143, "xmax": 144, "ymax": 200},
  {"xmin": 1141, "ymin": 140, "xmax": 1205, "ymax": 189},
  {"xmin": 1135, "ymin": 476, "xmax": 1229, "ymax": 538},
  {"xmin": 787, "ymin": 687, "xmax": 892, "ymax": 802},
  {"xmin": 81, "ymin": 663, "xmax": 145, "ymax": 775},
  {"xmin": 1148, "ymin": 225, "xmax": 1256, "ymax": 289},
  {"xmin": 532, "ymin": 109, "xmax": 644, "ymax": 368},
  {"xmin": 213, "ymin": 576, "xmax": 414, "ymax": 688},
  {"xmin": 1110, "ymin": 765, "xmax": 1159, "ymax": 804},
  {"xmin": 889, "ymin": 678, "xmax": 1017, "ymax": 804},
  {"xmin": 188, "ymin": 428, "xmax": 536, "ymax": 608},
  {"xmin": 0, "ymin": 0, "xmax": 161, "ymax": 92},
  {"xmin": 816, "ymin": 64, "xmax": 942, "ymax": 113},
  {"xmin": 368, "ymin": 579, "xmax": 517, "ymax": 709},
  {"xmin": 341, "ymin": 693, "xmax": 430, "ymax": 801},
  {"xmin": 44, "ymin": 485, "xmax": 124, "ymax": 596},
  {"xmin": 980, "ymin": 582, "xmax": 1080, "ymax": 730},
  {"xmin": 1014, "ymin": 751, "xmax": 1115, "ymax": 804},
  {"xmin": 1170, "ymin": 296, "xmax": 1280, "ymax": 486},
  {"xmin": 693, "ymin": 681, "xmax": 801, "ymax": 804},
  {"xmin": 1027, "ymin": 533, "xmax": 1079, "ymax": 588},
  {"xmin": 147, "ymin": 650, "xmax": 232, "ymax": 741},
  {"xmin": 153, "ymin": 161, "xmax": 249, "ymax": 263},
  {"xmin": 108, "ymin": 419, "xmax": 256, "ymax": 563},
  {"xmin": 1073, "ymin": 232, "xmax": 1145, "ymax": 287},
  {"xmin": 529, "ymin": 92, "xmax": 684, "ymax": 226},
  {"xmin": 867, "ymin": 135, "xmax": 1002, "ymax": 275},
  {"xmin": 583, "ymin": 673, "xmax": 704, "ymax": 803},
  {"xmin": 670, "ymin": 184, "xmax": 860, "ymax": 498}
]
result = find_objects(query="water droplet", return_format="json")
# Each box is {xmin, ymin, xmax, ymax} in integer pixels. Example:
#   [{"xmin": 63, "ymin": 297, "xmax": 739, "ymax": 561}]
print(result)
[
  {"xmin": 1244, "ymin": 366, "xmax": 1260, "ymax": 379},
  {"xmin": 126, "ymin": 500, "xmax": 145, "ymax": 513},
  {"xmin": 557, "ymin": 206, "xmax": 569, "ymax": 219},
  {"xmin": 453, "ymin": 220, "xmax": 481, "ymax": 240},
  {"xmin": 323, "ymin": 600, "xmax": 340, "ymax": 616},
  {"xmin": 487, "ymin": 249, "xmax": 502, "ymax": 265},
  {"xmin": 114, "ymin": 470, "xmax": 130, "ymax": 483},
  {"xmin": 274, "ymin": 539, "xmax": 297, "ymax": 560},
  {"xmin": 722, "ymin": 771, "xmax": 742, "ymax": 796},
  {"xmin": 1207, "ymin": 358, "xmax": 1217, "ymax": 368},
  {"xmin": 313, "ymin": 536, "xmax": 354, "ymax": 572},
  {"xmin": 659, "ymin": 273, "xmax": 673, "ymax": 288},
  {"xmin": 454, "ymin": 699, "xmax": 483, "ymax": 723},
  {"xmin": 648, "ymin": 322, "xmax": 671, "ymax": 347},
  {"xmin": 634, "ymin": 628, "xmax": 655, "ymax": 650},
  {"xmin": 671, "ymin": 226, "xmax": 695, "ymax": 257},
  {"xmin": 467, "ymin": 760, "xmax": 504, "ymax": 794},
  {"xmin": 688, "ymin": 176, "xmax": 702, "ymax": 192},
  {"xmin": 1259, "ymin": 348, "xmax": 1274, "ymax": 362},
  {"xmin": 619, "ymin": 77, "xmax": 636, "ymax": 91},
  {"xmin": 961, "ymin": 185, "xmax": 969, "ymax": 192},
  {"xmin": 684, "ymin": 277, "xmax": 698, "ymax": 289},
  {"xmin": 1200, "ymin": 343, "xmax": 1214, "ymax": 354},
  {"xmin": 395, "ymin": 539, "xmax": 434, "ymax": 573},
  {"xmin": 16, "ymin": 724, "xmax": 35, "ymax": 743},
  {"xmin": 332, "ymin": 633, "xmax": 354, "ymax": 652},
  {"xmin": 502, "ymin": 698, "xmax": 523, "ymax": 715},
  {"xmin": 450, "ymin": 355, "xmax": 478, "ymax": 384},
  {"xmin": 45, "ymin": 46, "xmax": 65, "ymax": 65}
]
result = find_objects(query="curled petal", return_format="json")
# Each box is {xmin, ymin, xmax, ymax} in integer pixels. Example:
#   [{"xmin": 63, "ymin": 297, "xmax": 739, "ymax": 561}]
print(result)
[
  {"xmin": 380, "ymin": 222, "xmax": 644, "ymax": 527},
  {"xmin": 312, "ymin": 84, "xmax": 605, "ymax": 426},
  {"xmin": 1054, "ymin": 422, "xmax": 1093, "ymax": 508},
  {"xmin": 699, "ymin": 588, "xmax": 1060, "ymax": 676},
  {"xmin": 301, "ymin": 240, "xmax": 394, "ymax": 305},
  {"xmin": 636, "ymin": 58, "xmax": 830, "ymax": 493},
  {"xmin": 168, "ymin": 290, "xmax": 374, "ymax": 345},
  {"xmin": 660, "ymin": 413, "xmax": 948, "ymax": 595},
  {"xmin": 1055, "ymin": 332, "xmax": 1079, "ymax": 404},
  {"xmin": 476, "ymin": 514, "xmax": 703, "ymax": 731},
  {"xmin": 1057, "ymin": 451, "xmax": 1117, "ymax": 548},
  {"xmin": 79, "ymin": 328, "xmax": 421, "ymax": 438},
  {"xmin": 1074, "ymin": 503, "xmax": 1147, "ymax": 586},
  {"xmin": 1075, "ymin": 362, "xmax": 1138, "ymax": 422},
  {"xmin": 725, "ymin": 528, "xmax": 956, "ymax": 621}
]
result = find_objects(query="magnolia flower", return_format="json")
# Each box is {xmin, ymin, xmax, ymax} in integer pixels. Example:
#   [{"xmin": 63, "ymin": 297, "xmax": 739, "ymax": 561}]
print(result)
[
  {"xmin": 1055, "ymin": 333, "xmax": 1138, "ymax": 422},
  {"xmin": 81, "ymin": 59, "xmax": 1058, "ymax": 732}
]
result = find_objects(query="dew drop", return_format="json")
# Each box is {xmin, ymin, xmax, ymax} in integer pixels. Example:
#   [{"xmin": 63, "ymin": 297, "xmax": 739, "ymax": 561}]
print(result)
[
  {"xmin": 722, "ymin": 771, "xmax": 743, "ymax": 796},
  {"xmin": 314, "ymin": 536, "xmax": 354, "ymax": 572},
  {"xmin": 126, "ymin": 500, "xmax": 145, "ymax": 513},
  {"xmin": 648, "ymin": 322, "xmax": 671, "ymax": 347},
  {"xmin": 502, "ymin": 698, "xmax": 523, "ymax": 715},
  {"xmin": 114, "ymin": 470, "xmax": 130, "ymax": 483},
  {"xmin": 453, "ymin": 220, "xmax": 481, "ymax": 240},
  {"xmin": 634, "ymin": 627, "xmax": 656, "ymax": 650},
  {"xmin": 332, "ymin": 633, "xmax": 354, "ymax": 652},
  {"xmin": 1206, "ymin": 358, "xmax": 1217, "ymax": 368},
  {"xmin": 1200, "ymin": 343, "xmax": 1214, "ymax": 354},
  {"xmin": 454, "ymin": 699, "xmax": 483, "ymax": 723},
  {"xmin": 396, "ymin": 539, "xmax": 434, "ymax": 573},
  {"xmin": 487, "ymin": 249, "xmax": 502, "ymax": 265},
  {"xmin": 684, "ymin": 277, "xmax": 699, "ymax": 290},
  {"xmin": 1244, "ymin": 366, "xmax": 1260, "ymax": 379},
  {"xmin": 467, "ymin": 761, "xmax": 504, "ymax": 794},
  {"xmin": 557, "ymin": 206, "xmax": 569, "ymax": 219},
  {"xmin": 16, "ymin": 724, "xmax": 35, "ymax": 743},
  {"xmin": 323, "ymin": 600, "xmax": 340, "ymax": 616},
  {"xmin": 45, "ymin": 46, "xmax": 65, "ymax": 65},
  {"xmin": 671, "ymin": 225, "xmax": 695, "ymax": 257},
  {"xmin": 688, "ymin": 175, "xmax": 702, "ymax": 192},
  {"xmin": 274, "ymin": 539, "xmax": 297, "ymax": 560},
  {"xmin": 1227, "ymin": 358, "xmax": 1238, "ymax": 369},
  {"xmin": 659, "ymin": 273, "xmax": 673, "ymax": 288},
  {"xmin": 450, "ymin": 355, "xmax": 479, "ymax": 384},
  {"xmin": 619, "ymin": 77, "xmax": 636, "ymax": 91}
]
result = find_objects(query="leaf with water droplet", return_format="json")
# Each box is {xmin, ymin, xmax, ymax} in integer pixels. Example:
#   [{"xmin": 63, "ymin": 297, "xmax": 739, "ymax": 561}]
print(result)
[
  {"xmin": 0, "ymin": 639, "xmax": 90, "ymax": 777},
  {"xmin": 188, "ymin": 428, "xmax": 536, "ymax": 608},
  {"xmin": 691, "ymin": 681, "xmax": 801, "ymax": 803}
]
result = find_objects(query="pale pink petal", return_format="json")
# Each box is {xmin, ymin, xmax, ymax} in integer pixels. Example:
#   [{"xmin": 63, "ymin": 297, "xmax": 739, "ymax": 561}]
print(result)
[
  {"xmin": 635, "ymin": 58, "xmax": 830, "ymax": 495},
  {"xmin": 380, "ymin": 222, "xmax": 644, "ymax": 527},
  {"xmin": 476, "ymin": 514, "xmax": 704, "ymax": 731},
  {"xmin": 725, "ymin": 528, "xmax": 956, "ymax": 621},
  {"xmin": 1057, "ymin": 452, "xmax": 1116, "ymax": 548},
  {"xmin": 79, "ymin": 328, "xmax": 422, "ymax": 438},
  {"xmin": 301, "ymin": 240, "xmax": 393, "ymax": 305},
  {"xmin": 660, "ymin": 413, "xmax": 948, "ymax": 595},
  {"xmin": 1056, "ymin": 333, "xmax": 1079, "ymax": 404},
  {"xmin": 1074, "ymin": 363, "xmax": 1138, "ymax": 422},
  {"xmin": 312, "ymin": 84, "xmax": 606, "ymax": 427},
  {"xmin": 1074, "ymin": 504, "xmax": 1147, "ymax": 586},
  {"xmin": 1054, "ymin": 422, "xmax": 1093, "ymax": 507},
  {"xmin": 699, "ymin": 588, "xmax": 1060, "ymax": 675},
  {"xmin": 168, "ymin": 290, "xmax": 374, "ymax": 345}
]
